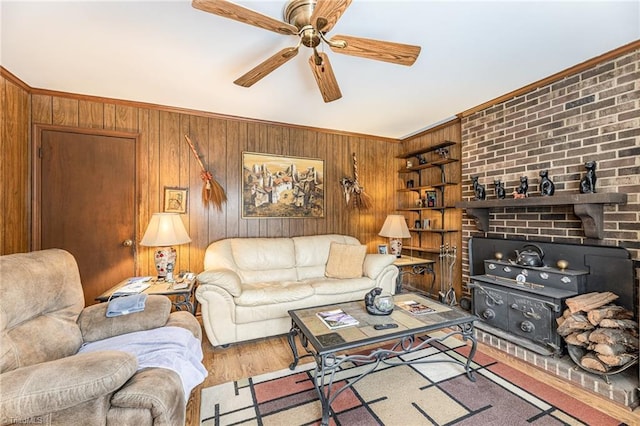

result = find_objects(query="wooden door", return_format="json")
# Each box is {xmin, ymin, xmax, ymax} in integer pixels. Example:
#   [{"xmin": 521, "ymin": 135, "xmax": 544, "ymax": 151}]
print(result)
[{"xmin": 37, "ymin": 128, "xmax": 137, "ymax": 305}]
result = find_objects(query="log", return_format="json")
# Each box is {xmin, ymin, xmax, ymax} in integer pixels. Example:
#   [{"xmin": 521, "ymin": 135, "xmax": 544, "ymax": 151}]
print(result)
[
  {"xmin": 565, "ymin": 292, "xmax": 618, "ymax": 314},
  {"xmin": 592, "ymin": 343, "xmax": 628, "ymax": 356},
  {"xmin": 575, "ymin": 330, "xmax": 592, "ymax": 344},
  {"xmin": 556, "ymin": 313, "xmax": 594, "ymax": 336},
  {"xmin": 589, "ymin": 328, "xmax": 639, "ymax": 349},
  {"xmin": 597, "ymin": 353, "xmax": 637, "ymax": 367},
  {"xmin": 564, "ymin": 332, "xmax": 586, "ymax": 346},
  {"xmin": 587, "ymin": 305, "xmax": 634, "ymax": 325},
  {"xmin": 598, "ymin": 318, "xmax": 639, "ymax": 330},
  {"xmin": 580, "ymin": 352, "xmax": 609, "ymax": 372}
]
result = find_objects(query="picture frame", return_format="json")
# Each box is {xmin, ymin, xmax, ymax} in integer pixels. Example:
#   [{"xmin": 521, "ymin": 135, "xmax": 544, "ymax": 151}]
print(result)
[
  {"xmin": 426, "ymin": 190, "xmax": 437, "ymax": 208},
  {"xmin": 163, "ymin": 187, "xmax": 188, "ymax": 213},
  {"xmin": 242, "ymin": 152, "xmax": 324, "ymax": 218},
  {"xmin": 377, "ymin": 244, "xmax": 388, "ymax": 254}
]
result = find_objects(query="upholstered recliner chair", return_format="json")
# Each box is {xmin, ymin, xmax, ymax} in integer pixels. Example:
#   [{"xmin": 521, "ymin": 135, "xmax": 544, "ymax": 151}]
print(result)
[{"xmin": 0, "ymin": 249, "xmax": 203, "ymax": 425}]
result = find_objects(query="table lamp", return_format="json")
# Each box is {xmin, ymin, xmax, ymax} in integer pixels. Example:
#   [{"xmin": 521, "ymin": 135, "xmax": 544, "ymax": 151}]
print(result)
[
  {"xmin": 379, "ymin": 214, "xmax": 411, "ymax": 258},
  {"xmin": 140, "ymin": 213, "xmax": 191, "ymax": 280}
]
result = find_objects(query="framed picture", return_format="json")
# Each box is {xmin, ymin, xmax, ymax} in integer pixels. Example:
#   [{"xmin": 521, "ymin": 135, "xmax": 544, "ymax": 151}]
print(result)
[
  {"xmin": 426, "ymin": 190, "xmax": 437, "ymax": 207},
  {"xmin": 163, "ymin": 187, "xmax": 188, "ymax": 213},
  {"xmin": 377, "ymin": 244, "xmax": 388, "ymax": 254},
  {"xmin": 242, "ymin": 152, "xmax": 324, "ymax": 218}
]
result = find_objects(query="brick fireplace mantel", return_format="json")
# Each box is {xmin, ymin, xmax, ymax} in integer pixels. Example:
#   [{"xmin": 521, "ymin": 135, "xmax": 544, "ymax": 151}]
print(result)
[{"xmin": 456, "ymin": 192, "xmax": 627, "ymax": 239}]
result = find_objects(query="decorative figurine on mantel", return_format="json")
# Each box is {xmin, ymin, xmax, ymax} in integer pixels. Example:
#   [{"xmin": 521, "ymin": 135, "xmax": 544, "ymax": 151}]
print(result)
[
  {"xmin": 494, "ymin": 180, "xmax": 506, "ymax": 199},
  {"xmin": 513, "ymin": 176, "xmax": 529, "ymax": 199},
  {"xmin": 472, "ymin": 176, "xmax": 486, "ymax": 200},
  {"xmin": 539, "ymin": 170, "xmax": 555, "ymax": 196},
  {"xmin": 579, "ymin": 160, "xmax": 597, "ymax": 193}
]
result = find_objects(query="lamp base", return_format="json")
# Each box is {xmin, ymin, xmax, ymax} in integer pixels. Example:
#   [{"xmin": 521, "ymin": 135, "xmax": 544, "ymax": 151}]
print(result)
[
  {"xmin": 154, "ymin": 247, "xmax": 176, "ymax": 280},
  {"xmin": 389, "ymin": 238, "xmax": 402, "ymax": 258}
]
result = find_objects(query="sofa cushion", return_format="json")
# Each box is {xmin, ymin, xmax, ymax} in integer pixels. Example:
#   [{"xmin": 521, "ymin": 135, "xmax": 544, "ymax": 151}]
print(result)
[
  {"xmin": 234, "ymin": 281, "xmax": 314, "ymax": 306},
  {"xmin": 0, "ymin": 249, "xmax": 84, "ymax": 373},
  {"xmin": 231, "ymin": 238, "xmax": 298, "ymax": 284},
  {"xmin": 325, "ymin": 243, "xmax": 366, "ymax": 279},
  {"xmin": 293, "ymin": 234, "xmax": 359, "ymax": 280},
  {"xmin": 310, "ymin": 277, "xmax": 375, "ymax": 295},
  {"xmin": 230, "ymin": 238, "xmax": 296, "ymax": 270}
]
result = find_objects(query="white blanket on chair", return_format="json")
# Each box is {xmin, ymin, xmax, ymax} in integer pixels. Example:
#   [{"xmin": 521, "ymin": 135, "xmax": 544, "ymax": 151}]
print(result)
[{"xmin": 79, "ymin": 326, "xmax": 207, "ymax": 399}]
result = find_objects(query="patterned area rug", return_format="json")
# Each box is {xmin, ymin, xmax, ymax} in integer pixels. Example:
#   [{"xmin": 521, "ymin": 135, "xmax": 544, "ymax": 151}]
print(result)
[{"xmin": 200, "ymin": 331, "xmax": 623, "ymax": 425}]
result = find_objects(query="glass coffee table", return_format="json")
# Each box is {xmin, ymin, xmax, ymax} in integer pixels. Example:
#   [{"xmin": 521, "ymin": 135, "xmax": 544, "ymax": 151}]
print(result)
[{"xmin": 287, "ymin": 293, "xmax": 477, "ymax": 426}]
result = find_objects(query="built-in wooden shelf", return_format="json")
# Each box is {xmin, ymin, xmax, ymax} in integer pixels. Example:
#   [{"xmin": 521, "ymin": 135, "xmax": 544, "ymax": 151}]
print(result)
[{"xmin": 455, "ymin": 192, "xmax": 627, "ymax": 239}]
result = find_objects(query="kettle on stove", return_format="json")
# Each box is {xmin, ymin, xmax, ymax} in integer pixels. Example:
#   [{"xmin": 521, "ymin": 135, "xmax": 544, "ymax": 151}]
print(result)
[{"xmin": 514, "ymin": 244, "xmax": 545, "ymax": 267}]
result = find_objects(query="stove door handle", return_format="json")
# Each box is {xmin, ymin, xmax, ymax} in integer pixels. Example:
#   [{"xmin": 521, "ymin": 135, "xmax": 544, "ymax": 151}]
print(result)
[{"xmin": 510, "ymin": 303, "xmax": 542, "ymax": 320}]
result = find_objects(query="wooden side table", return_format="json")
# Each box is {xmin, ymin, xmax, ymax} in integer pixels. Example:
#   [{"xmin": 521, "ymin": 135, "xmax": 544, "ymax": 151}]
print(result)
[
  {"xmin": 393, "ymin": 256, "xmax": 435, "ymax": 294},
  {"xmin": 96, "ymin": 275, "xmax": 198, "ymax": 314}
]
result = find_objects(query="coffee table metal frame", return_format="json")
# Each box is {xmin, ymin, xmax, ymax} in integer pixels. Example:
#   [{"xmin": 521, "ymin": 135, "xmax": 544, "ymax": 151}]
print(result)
[{"xmin": 287, "ymin": 295, "xmax": 477, "ymax": 426}]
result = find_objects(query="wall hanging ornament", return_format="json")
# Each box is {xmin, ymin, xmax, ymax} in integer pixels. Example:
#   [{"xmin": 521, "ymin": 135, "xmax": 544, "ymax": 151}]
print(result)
[
  {"xmin": 184, "ymin": 135, "xmax": 227, "ymax": 210},
  {"xmin": 339, "ymin": 152, "xmax": 372, "ymax": 210}
]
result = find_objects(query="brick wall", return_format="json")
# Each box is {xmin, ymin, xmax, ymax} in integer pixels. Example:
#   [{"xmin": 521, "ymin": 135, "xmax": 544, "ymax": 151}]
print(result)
[{"xmin": 460, "ymin": 48, "xmax": 639, "ymax": 298}]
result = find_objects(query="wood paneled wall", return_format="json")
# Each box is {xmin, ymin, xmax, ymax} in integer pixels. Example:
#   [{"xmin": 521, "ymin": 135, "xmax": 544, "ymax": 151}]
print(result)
[
  {"xmin": 5, "ymin": 72, "xmax": 400, "ymax": 276},
  {"xmin": 1, "ymin": 70, "xmax": 30, "ymax": 255}
]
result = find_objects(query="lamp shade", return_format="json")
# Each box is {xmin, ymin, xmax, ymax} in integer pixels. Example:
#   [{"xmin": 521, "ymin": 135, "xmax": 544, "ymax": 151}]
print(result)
[
  {"xmin": 140, "ymin": 213, "xmax": 191, "ymax": 247},
  {"xmin": 379, "ymin": 215, "xmax": 411, "ymax": 239}
]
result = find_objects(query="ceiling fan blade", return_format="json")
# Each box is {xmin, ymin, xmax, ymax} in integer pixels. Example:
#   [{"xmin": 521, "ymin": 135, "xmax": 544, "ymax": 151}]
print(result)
[
  {"xmin": 234, "ymin": 47, "xmax": 299, "ymax": 87},
  {"xmin": 329, "ymin": 34, "xmax": 421, "ymax": 66},
  {"xmin": 308, "ymin": 52, "xmax": 342, "ymax": 103},
  {"xmin": 310, "ymin": 0, "xmax": 352, "ymax": 32},
  {"xmin": 192, "ymin": 0, "xmax": 298, "ymax": 35}
]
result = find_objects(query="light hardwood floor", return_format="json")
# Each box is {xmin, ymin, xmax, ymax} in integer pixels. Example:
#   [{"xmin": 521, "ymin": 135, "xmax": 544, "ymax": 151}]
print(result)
[{"xmin": 186, "ymin": 320, "xmax": 639, "ymax": 425}]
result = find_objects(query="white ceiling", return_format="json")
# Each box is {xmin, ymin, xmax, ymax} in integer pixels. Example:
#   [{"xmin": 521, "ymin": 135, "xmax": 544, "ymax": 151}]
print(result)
[{"xmin": 2, "ymin": 1, "xmax": 639, "ymax": 139}]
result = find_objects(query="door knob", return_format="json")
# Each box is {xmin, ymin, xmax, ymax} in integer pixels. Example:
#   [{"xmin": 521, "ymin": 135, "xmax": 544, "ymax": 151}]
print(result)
[{"xmin": 122, "ymin": 239, "xmax": 134, "ymax": 247}]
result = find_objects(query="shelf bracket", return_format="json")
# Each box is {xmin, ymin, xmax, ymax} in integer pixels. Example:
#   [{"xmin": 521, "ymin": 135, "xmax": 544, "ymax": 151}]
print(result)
[
  {"xmin": 573, "ymin": 203, "xmax": 603, "ymax": 239},
  {"xmin": 465, "ymin": 208, "xmax": 489, "ymax": 232}
]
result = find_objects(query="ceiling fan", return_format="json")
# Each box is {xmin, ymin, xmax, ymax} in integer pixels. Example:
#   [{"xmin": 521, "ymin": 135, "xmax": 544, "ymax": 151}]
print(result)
[{"xmin": 192, "ymin": 0, "xmax": 421, "ymax": 103}]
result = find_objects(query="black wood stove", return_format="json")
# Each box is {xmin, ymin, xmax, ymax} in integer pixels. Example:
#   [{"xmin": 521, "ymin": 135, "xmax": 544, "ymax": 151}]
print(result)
[{"xmin": 468, "ymin": 237, "xmax": 635, "ymax": 356}]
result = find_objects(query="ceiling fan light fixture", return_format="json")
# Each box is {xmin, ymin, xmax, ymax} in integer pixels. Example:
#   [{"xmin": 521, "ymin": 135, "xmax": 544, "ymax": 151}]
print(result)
[{"xmin": 194, "ymin": 0, "xmax": 420, "ymax": 101}]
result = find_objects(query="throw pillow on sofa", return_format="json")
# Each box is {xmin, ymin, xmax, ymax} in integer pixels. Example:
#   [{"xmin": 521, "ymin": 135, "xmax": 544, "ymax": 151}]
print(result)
[{"xmin": 325, "ymin": 242, "xmax": 367, "ymax": 279}]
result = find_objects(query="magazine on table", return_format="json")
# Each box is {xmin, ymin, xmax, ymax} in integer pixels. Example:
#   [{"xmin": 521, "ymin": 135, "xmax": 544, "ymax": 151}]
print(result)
[
  {"xmin": 113, "ymin": 277, "xmax": 152, "ymax": 295},
  {"xmin": 397, "ymin": 300, "xmax": 435, "ymax": 315},
  {"xmin": 316, "ymin": 308, "xmax": 359, "ymax": 330}
]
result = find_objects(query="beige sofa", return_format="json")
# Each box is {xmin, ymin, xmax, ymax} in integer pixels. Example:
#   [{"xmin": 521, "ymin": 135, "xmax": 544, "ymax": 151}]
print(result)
[
  {"xmin": 0, "ymin": 249, "xmax": 203, "ymax": 426},
  {"xmin": 196, "ymin": 234, "xmax": 398, "ymax": 347}
]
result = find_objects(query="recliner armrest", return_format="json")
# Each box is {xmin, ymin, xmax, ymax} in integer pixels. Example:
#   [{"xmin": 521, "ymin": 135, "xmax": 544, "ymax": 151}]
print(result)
[
  {"xmin": 78, "ymin": 295, "xmax": 172, "ymax": 343},
  {"xmin": 197, "ymin": 269, "xmax": 242, "ymax": 297},
  {"xmin": 363, "ymin": 254, "xmax": 396, "ymax": 279},
  {"xmin": 0, "ymin": 351, "xmax": 136, "ymax": 422}
]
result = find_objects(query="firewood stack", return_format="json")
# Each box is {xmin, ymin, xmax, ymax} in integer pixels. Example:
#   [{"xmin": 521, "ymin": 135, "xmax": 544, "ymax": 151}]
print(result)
[{"xmin": 556, "ymin": 292, "xmax": 639, "ymax": 373}]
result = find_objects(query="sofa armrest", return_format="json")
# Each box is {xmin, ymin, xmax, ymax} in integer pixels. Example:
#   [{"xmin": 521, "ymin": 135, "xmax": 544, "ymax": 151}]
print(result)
[
  {"xmin": 166, "ymin": 311, "xmax": 202, "ymax": 341},
  {"xmin": 78, "ymin": 295, "xmax": 172, "ymax": 343},
  {"xmin": 197, "ymin": 269, "xmax": 242, "ymax": 297},
  {"xmin": 363, "ymin": 254, "xmax": 396, "ymax": 279},
  {"xmin": 0, "ymin": 351, "xmax": 136, "ymax": 421}
]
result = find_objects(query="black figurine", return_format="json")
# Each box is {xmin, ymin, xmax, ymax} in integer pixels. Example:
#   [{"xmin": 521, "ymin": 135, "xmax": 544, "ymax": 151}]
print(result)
[
  {"xmin": 494, "ymin": 180, "xmax": 506, "ymax": 199},
  {"xmin": 516, "ymin": 176, "xmax": 529, "ymax": 197},
  {"xmin": 579, "ymin": 161, "xmax": 597, "ymax": 193},
  {"xmin": 472, "ymin": 176, "xmax": 486, "ymax": 200},
  {"xmin": 539, "ymin": 170, "xmax": 555, "ymax": 196}
]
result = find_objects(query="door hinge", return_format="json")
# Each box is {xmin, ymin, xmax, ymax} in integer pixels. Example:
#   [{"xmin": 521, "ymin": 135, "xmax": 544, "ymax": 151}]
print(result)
[{"xmin": 38, "ymin": 147, "xmax": 43, "ymax": 158}]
